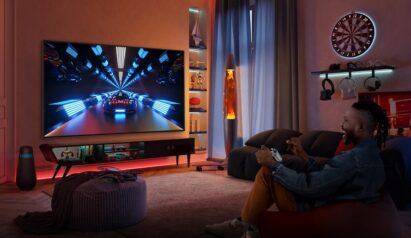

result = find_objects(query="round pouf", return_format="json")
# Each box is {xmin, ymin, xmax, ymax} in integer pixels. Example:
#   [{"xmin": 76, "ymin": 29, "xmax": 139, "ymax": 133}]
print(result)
[{"xmin": 68, "ymin": 176, "xmax": 147, "ymax": 231}]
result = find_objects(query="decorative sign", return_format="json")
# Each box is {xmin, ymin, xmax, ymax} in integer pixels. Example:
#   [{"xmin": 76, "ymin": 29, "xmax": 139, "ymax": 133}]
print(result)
[{"xmin": 331, "ymin": 12, "xmax": 375, "ymax": 58}]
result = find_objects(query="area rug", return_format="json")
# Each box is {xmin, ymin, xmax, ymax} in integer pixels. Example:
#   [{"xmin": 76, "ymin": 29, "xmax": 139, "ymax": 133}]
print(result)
[{"xmin": 5, "ymin": 171, "xmax": 253, "ymax": 238}]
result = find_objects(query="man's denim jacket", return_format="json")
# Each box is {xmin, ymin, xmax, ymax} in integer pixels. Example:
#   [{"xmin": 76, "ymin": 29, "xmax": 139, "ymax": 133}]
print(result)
[{"xmin": 271, "ymin": 138, "xmax": 385, "ymax": 210}]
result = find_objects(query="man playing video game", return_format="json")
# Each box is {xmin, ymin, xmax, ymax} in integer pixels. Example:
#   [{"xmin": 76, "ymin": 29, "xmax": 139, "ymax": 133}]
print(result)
[{"xmin": 205, "ymin": 101, "xmax": 388, "ymax": 238}]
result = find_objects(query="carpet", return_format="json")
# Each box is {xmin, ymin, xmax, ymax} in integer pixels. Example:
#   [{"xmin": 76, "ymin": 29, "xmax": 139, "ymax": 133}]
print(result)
[
  {"xmin": 119, "ymin": 171, "xmax": 253, "ymax": 238},
  {"xmin": 7, "ymin": 171, "xmax": 253, "ymax": 238}
]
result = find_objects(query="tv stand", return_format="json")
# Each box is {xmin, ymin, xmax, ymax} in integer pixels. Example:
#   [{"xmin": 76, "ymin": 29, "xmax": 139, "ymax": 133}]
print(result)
[{"xmin": 40, "ymin": 138, "xmax": 195, "ymax": 178}]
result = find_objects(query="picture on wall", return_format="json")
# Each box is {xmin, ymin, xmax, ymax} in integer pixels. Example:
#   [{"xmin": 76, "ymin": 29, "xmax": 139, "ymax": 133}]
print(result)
[
  {"xmin": 43, "ymin": 40, "xmax": 185, "ymax": 137},
  {"xmin": 359, "ymin": 91, "xmax": 411, "ymax": 137}
]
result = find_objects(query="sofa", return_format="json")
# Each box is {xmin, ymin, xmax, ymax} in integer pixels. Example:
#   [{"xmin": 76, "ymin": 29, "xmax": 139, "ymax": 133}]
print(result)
[
  {"xmin": 228, "ymin": 129, "xmax": 343, "ymax": 180},
  {"xmin": 228, "ymin": 129, "xmax": 408, "ymax": 238}
]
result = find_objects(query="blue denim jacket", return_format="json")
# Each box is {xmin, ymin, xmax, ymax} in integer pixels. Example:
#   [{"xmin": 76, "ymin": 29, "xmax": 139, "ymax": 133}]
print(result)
[{"xmin": 272, "ymin": 138, "xmax": 385, "ymax": 209}]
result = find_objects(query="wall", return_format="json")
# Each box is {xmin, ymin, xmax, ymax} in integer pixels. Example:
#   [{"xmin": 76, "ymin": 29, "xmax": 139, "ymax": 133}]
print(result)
[
  {"xmin": 298, "ymin": 0, "xmax": 411, "ymax": 132},
  {"xmin": 11, "ymin": 0, "xmax": 209, "ymax": 172}
]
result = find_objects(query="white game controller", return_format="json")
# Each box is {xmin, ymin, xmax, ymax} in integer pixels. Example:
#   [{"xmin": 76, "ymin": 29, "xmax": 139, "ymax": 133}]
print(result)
[{"xmin": 270, "ymin": 148, "xmax": 283, "ymax": 162}]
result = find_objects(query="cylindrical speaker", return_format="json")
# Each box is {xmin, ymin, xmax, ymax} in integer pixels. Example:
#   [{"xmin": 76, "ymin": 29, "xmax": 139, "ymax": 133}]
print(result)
[{"xmin": 16, "ymin": 146, "xmax": 37, "ymax": 190}]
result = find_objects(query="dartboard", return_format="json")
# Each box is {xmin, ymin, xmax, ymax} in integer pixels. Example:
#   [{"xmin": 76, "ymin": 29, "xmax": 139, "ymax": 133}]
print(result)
[{"xmin": 331, "ymin": 12, "xmax": 375, "ymax": 58}]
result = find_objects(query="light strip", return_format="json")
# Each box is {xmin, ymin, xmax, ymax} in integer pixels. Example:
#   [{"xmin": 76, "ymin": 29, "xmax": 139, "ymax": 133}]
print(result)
[
  {"xmin": 319, "ymin": 69, "xmax": 394, "ymax": 79},
  {"xmin": 91, "ymin": 45, "xmax": 103, "ymax": 56},
  {"xmin": 153, "ymin": 101, "xmax": 171, "ymax": 115},
  {"xmin": 138, "ymin": 48, "xmax": 148, "ymax": 59},
  {"xmin": 116, "ymin": 46, "xmax": 126, "ymax": 69},
  {"xmin": 138, "ymin": 95, "xmax": 147, "ymax": 102},
  {"xmin": 66, "ymin": 44, "xmax": 78, "ymax": 58},
  {"xmin": 159, "ymin": 51, "xmax": 169, "ymax": 63},
  {"xmin": 189, "ymin": 48, "xmax": 203, "ymax": 53},
  {"xmin": 115, "ymin": 109, "xmax": 126, "ymax": 113},
  {"xmin": 63, "ymin": 101, "xmax": 86, "ymax": 117},
  {"xmin": 118, "ymin": 71, "xmax": 123, "ymax": 84},
  {"xmin": 189, "ymin": 8, "xmax": 199, "ymax": 13},
  {"xmin": 319, "ymin": 72, "xmax": 349, "ymax": 78},
  {"xmin": 86, "ymin": 59, "xmax": 92, "ymax": 69}
]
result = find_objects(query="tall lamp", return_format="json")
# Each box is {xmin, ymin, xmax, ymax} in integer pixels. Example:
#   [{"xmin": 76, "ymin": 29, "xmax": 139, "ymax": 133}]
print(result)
[
  {"xmin": 223, "ymin": 53, "xmax": 237, "ymax": 157},
  {"xmin": 195, "ymin": 54, "xmax": 237, "ymax": 171}
]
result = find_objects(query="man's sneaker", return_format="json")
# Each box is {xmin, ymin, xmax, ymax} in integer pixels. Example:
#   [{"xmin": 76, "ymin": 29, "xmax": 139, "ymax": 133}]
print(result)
[
  {"xmin": 242, "ymin": 229, "xmax": 260, "ymax": 238},
  {"xmin": 205, "ymin": 218, "xmax": 247, "ymax": 238}
]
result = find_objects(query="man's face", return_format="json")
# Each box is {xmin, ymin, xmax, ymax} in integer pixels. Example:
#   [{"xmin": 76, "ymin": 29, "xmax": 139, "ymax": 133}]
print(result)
[{"xmin": 341, "ymin": 108, "xmax": 362, "ymax": 145}]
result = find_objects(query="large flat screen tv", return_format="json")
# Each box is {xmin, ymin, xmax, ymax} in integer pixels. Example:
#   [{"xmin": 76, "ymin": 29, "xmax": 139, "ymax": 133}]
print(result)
[{"xmin": 43, "ymin": 40, "xmax": 185, "ymax": 137}]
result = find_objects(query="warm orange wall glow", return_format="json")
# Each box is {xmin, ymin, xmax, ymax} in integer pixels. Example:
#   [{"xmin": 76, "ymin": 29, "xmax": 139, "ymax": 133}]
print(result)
[
  {"xmin": 224, "ymin": 69, "xmax": 236, "ymax": 120},
  {"xmin": 13, "ymin": 0, "xmax": 210, "ymax": 168}
]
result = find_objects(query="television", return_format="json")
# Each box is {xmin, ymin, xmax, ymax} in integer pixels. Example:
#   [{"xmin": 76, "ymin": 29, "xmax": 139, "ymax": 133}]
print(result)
[{"xmin": 43, "ymin": 40, "xmax": 185, "ymax": 137}]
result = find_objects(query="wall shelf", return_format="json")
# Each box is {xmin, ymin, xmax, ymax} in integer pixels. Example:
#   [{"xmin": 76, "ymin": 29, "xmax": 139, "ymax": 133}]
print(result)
[
  {"xmin": 189, "ymin": 88, "xmax": 207, "ymax": 92},
  {"xmin": 189, "ymin": 66, "xmax": 207, "ymax": 71},
  {"xmin": 189, "ymin": 108, "xmax": 207, "ymax": 113},
  {"xmin": 189, "ymin": 45, "xmax": 207, "ymax": 50},
  {"xmin": 311, "ymin": 65, "xmax": 395, "ymax": 79},
  {"xmin": 189, "ymin": 131, "xmax": 207, "ymax": 134}
]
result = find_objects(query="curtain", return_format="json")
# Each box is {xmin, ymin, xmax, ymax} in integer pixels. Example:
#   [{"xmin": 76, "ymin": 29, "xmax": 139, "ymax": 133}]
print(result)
[
  {"xmin": 209, "ymin": 0, "xmax": 298, "ymax": 159},
  {"xmin": 275, "ymin": 0, "xmax": 299, "ymax": 129},
  {"xmin": 209, "ymin": 0, "xmax": 251, "ymax": 159}
]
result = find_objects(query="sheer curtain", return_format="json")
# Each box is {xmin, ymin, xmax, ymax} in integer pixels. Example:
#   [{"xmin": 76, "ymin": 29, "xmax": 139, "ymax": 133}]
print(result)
[
  {"xmin": 209, "ymin": 0, "xmax": 298, "ymax": 159},
  {"xmin": 208, "ymin": 0, "xmax": 251, "ymax": 159}
]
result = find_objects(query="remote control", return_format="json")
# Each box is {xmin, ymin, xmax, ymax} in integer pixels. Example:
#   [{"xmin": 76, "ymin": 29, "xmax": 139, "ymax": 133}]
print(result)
[{"xmin": 270, "ymin": 148, "xmax": 283, "ymax": 162}]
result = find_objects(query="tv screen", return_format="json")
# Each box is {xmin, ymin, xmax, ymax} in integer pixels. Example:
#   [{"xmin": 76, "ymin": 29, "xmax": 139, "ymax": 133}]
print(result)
[{"xmin": 43, "ymin": 40, "xmax": 185, "ymax": 137}]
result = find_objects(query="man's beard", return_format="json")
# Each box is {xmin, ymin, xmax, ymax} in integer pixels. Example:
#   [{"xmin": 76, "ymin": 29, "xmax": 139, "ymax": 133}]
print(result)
[{"xmin": 343, "ymin": 131, "xmax": 355, "ymax": 145}]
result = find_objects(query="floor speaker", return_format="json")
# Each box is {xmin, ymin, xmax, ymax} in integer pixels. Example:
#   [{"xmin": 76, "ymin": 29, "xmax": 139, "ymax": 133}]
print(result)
[{"xmin": 16, "ymin": 146, "xmax": 37, "ymax": 190}]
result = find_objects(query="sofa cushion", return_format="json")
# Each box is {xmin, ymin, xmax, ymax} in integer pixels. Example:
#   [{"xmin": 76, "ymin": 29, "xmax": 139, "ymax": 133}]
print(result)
[
  {"xmin": 228, "ymin": 146, "xmax": 259, "ymax": 180},
  {"xmin": 299, "ymin": 131, "xmax": 343, "ymax": 157},
  {"xmin": 263, "ymin": 129, "xmax": 302, "ymax": 153},
  {"xmin": 245, "ymin": 129, "xmax": 276, "ymax": 148}
]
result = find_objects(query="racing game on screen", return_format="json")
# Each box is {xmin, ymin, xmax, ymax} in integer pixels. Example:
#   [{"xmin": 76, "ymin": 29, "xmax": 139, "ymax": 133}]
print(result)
[{"xmin": 43, "ymin": 41, "xmax": 185, "ymax": 137}]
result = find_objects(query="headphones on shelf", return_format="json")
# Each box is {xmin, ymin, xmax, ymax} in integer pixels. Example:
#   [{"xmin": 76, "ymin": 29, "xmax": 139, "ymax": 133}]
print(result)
[
  {"xmin": 339, "ymin": 76, "xmax": 357, "ymax": 100},
  {"xmin": 364, "ymin": 76, "xmax": 381, "ymax": 91},
  {"xmin": 320, "ymin": 77, "xmax": 335, "ymax": 101}
]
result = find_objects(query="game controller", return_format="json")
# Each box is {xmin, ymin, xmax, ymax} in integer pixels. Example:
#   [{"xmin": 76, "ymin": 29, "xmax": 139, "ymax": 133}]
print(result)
[{"xmin": 270, "ymin": 148, "xmax": 283, "ymax": 162}]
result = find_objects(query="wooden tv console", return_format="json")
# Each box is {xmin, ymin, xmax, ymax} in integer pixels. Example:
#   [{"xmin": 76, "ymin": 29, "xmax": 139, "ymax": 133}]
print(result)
[{"xmin": 41, "ymin": 138, "xmax": 195, "ymax": 177}]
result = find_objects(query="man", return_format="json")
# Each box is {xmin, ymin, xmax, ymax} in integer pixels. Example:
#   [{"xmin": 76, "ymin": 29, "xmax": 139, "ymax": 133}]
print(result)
[{"xmin": 205, "ymin": 101, "xmax": 388, "ymax": 238}]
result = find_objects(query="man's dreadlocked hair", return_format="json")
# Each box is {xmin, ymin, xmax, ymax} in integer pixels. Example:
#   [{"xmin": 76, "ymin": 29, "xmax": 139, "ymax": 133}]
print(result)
[{"xmin": 352, "ymin": 100, "xmax": 389, "ymax": 149}]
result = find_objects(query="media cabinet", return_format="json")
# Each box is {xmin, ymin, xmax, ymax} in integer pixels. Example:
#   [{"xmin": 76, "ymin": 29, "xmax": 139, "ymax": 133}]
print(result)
[{"xmin": 40, "ymin": 138, "xmax": 195, "ymax": 179}]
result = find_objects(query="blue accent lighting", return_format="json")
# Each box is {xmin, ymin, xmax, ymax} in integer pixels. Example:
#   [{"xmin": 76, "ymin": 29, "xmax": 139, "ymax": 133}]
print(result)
[
  {"xmin": 63, "ymin": 101, "xmax": 86, "ymax": 117},
  {"xmin": 86, "ymin": 60, "xmax": 92, "ymax": 69},
  {"xmin": 91, "ymin": 45, "xmax": 103, "ymax": 56},
  {"xmin": 94, "ymin": 68, "xmax": 99, "ymax": 74},
  {"xmin": 138, "ymin": 48, "xmax": 148, "ymax": 59},
  {"xmin": 147, "ymin": 63, "xmax": 153, "ymax": 72},
  {"xmin": 138, "ymin": 95, "xmax": 146, "ymax": 103},
  {"xmin": 159, "ymin": 51, "xmax": 169, "ymax": 63},
  {"xmin": 153, "ymin": 101, "xmax": 171, "ymax": 115},
  {"xmin": 115, "ymin": 109, "xmax": 126, "ymax": 113},
  {"xmin": 66, "ymin": 44, "xmax": 78, "ymax": 58},
  {"xmin": 102, "ymin": 60, "xmax": 109, "ymax": 67},
  {"xmin": 93, "ymin": 95, "xmax": 102, "ymax": 101},
  {"xmin": 21, "ymin": 153, "xmax": 32, "ymax": 159},
  {"xmin": 133, "ymin": 62, "xmax": 139, "ymax": 68}
]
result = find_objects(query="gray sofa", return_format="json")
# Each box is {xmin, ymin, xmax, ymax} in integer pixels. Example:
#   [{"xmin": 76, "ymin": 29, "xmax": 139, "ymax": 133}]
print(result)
[{"xmin": 227, "ymin": 129, "xmax": 343, "ymax": 181}]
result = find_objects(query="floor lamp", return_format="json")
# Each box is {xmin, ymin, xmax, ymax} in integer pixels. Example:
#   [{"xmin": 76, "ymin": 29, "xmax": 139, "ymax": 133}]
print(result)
[
  {"xmin": 196, "ymin": 54, "xmax": 236, "ymax": 171},
  {"xmin": 223, "ymin": 54, "xmax": 236, "ymax": 157}
]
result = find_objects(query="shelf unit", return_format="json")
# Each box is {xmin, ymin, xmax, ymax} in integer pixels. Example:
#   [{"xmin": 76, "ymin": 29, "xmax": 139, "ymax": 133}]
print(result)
[
  {"xmin": 189, "ymin": 7, "xmax": 209, "ymax": 152},
  {"xmin": 311, "ymin": 65, "xmax": 395, "ymax": 79}
]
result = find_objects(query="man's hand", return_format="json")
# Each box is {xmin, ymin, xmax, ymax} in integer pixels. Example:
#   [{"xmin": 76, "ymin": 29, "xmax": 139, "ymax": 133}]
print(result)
[
  {"xmin": 286, "ymin": 137, "xmax": 309, "ymax": 161},
  {"xmin": 255, "ymin": 145, "xmax": 278, "ymax": 168}
]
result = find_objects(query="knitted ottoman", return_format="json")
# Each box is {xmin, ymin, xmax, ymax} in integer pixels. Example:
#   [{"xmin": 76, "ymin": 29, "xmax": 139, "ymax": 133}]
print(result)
[{"xmin": 68, "ymin": 175, "xmax": 147, "ymax": 231}]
